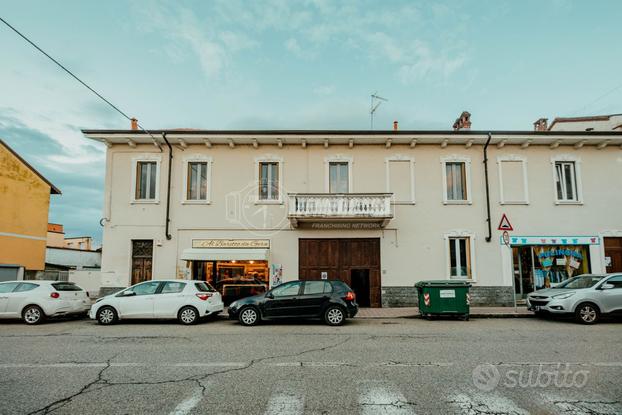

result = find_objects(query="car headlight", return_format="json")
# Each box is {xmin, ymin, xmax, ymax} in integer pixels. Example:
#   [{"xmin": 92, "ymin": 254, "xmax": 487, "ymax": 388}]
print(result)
[{"xmin": 552, "ymin": 292, "xmax": 575, "ymax": 300}]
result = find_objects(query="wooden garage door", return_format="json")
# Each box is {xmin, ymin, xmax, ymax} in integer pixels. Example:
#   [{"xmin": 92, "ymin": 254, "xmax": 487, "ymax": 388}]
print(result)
[{"xmin": 299, "ymin": 238, "xmax": 381, "ymax": 307}]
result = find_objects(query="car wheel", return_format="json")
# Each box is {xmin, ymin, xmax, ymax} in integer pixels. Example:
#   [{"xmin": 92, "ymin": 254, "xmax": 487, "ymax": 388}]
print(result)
[
  {"xmin": 97, "ymin": 306, "xmax": 118, "ymax": 325},
  {"xmin": 575, "ymin": 303, "xmax": 600, "ymax": 325},
  {"xmin": 239, "ymin": 306, "xmax": 260, "ymax": 326},
  {"xmin": 22, "ymin": 305, "xmax": 45, "ymax": 325},
  {"xmin": 178, "ymin": 306, "xmax": 199, "ymax": 325},
  {"xmin": 324, "ymin": 305, "xmax": 345, "ymax": 326}
]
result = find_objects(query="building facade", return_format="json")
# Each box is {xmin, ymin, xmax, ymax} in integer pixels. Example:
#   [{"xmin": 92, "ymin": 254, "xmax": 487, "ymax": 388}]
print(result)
[
  {"xmin": 83, "ymin": 128, "xmax": 622, "ymax": 306},
  {"xmin": 0, "ymin": 139, "xmax": 61, "ymax": 281}
]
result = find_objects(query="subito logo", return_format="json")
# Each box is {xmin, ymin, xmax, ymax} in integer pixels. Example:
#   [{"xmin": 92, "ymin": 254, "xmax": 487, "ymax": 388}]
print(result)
[{"xmin": 472, "ymin": 364, "xmax": 501, "ymax": 392}]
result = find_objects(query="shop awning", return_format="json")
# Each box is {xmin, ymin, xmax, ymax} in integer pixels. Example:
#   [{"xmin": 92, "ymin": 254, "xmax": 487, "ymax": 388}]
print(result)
[{"xmin": 180, "ymin": 248, "xmax": 269, "ymax": 261}]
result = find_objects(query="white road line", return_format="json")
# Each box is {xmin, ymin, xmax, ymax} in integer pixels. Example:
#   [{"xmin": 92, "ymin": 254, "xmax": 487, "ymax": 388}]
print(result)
[
  {"xmin": 264, "ymin": 381, "xmax": 304, "ymax": 415},
  {"xmin": 449, "ymin": 393, "xmax": 528, "ymax": 415},
  {"xmin": 170, "ymin": 388, "xmax": 204, "ymax": 415},
  {"xmin": 0, "ymin": 362, "xmax": 246, "ymax": 369},
  {"xmin": 358, "ymin": 380, "xmax": 416, "ymax": 414}
]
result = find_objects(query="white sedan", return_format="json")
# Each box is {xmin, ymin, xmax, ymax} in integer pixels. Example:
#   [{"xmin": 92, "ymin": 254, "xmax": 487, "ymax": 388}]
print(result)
[
  {"xmin": 89, "ymin": 280, "xmax": 224, "ymax": 325},
  {"xmin": 0, "ymin": 280, "xmax": 91, "ymax": 324}
]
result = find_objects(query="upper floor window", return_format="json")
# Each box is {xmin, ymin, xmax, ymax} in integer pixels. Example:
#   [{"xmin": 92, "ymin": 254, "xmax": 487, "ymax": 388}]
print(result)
[
  {"xmin": 441, "ymin": 156, "xmax": 471, "ymax": 204},
  {"xmin": 329, "ymin": 162, "xmax": 349, "ymax": 193},
  {"xmin": 551, "ymin": 155, "xmax": 583, "ymax": 204},
  {"xmin": 497, "ymin": 155, "xmax": 529, "ymax": 205},
  {"xmin": 136, "ymin": 161, "xmax": 157, "ymax": 200},
  {"xmin": 259, "ymin": 162, "xmax": 279, "ymax": 201},
  {"xmin": 187, "ymin": 162, "xmax": 208, "ymax": 201},
  {"xmin": 385, "ymin": 155, "xmax": 416, "ymax": 204},
  {"xmin": 555, "ymin": 161, "xmax": 578, "ymax": 202}
]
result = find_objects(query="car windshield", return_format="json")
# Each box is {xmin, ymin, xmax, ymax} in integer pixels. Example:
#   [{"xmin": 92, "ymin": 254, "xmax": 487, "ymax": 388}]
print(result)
[
  {"xmin": 556, "ymin": 275, "xmax": 603, "ymax": 289},
  {"xmin": 195, "ymin": 282, "xmax": 216, "ymax": 292}
]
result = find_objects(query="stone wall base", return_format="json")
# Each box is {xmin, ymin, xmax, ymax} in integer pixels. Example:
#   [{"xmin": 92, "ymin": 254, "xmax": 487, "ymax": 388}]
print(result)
[{"xmin": 381, "ymin": 285, "xmax": 514, "ymax": 307}]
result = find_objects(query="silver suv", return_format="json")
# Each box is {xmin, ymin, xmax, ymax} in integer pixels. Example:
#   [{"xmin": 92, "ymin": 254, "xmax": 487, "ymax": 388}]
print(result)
[{"xmin": 526, "ymin": 273, "xmax": 622, "ymax": 324}]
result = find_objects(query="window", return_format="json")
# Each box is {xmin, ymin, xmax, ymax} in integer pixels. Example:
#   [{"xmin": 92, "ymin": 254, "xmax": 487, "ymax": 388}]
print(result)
[
  {"xmin": 498, "ymin": 156, "xmax": 529, "ymax": 204},
  {"xmin": 187, "ymin": 162, "xmax": 208, "ymax": 201},
  {"xmin": 445, "ymin": 162, "xmax": 467, "ymax": 201},
  {"xmin": 14, "ymin": 283, "xmax": 39, "ymax": 292},
  {"xmin": 161, "ymin": 282, "xmax": 186, "ymax": 294},
  {"xmin": 303, "ymin": 281, "xmax": 331, "ymax": 295},
  {"xmin": 195, "ymin": 282, "xmax": 216, "ymax": 292},
  {"xmin": 555, "ymin": 161, "xmax": 578, "ymax": 202},
  {"xmin": 448, "ymin": 237, "xmax": 472, "ymax": 279},
  {"xmin": 386, "ymin": 155, "xmax": 415, "ymax": 203},
  {"xmin": 329, "ymin": 162, "xmax": 349, "ymax": 193},
  {"xmin": 259, "ymin": 162, "xmax": 279, "ymax": 201},
  {"xmin": 271, "ymin": 281, "xmax": 302, "ymax": 297},
  {"xmin": 51, "ymin": 282, "xmax": 82, "ymax": 291},
  {"xmin": 0, "ymin": 282, "xmax": 20, "ymax": 293},
  {"xmin": 606, "ymin": 276, "xmax": 622, "ymax": 288},
  {"xmin": 126, "ymin": 281, "xmax": 159, "ymax": 296},
  {"xmin": 135, "ymin": 161, "xmax": 157, "ymax": 200}
]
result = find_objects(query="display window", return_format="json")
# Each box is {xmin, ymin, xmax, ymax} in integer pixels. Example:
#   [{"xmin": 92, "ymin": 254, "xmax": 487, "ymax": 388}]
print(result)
[{"xmin": 189, "ymin": 260, "xmax": 269, "ymax": 305}]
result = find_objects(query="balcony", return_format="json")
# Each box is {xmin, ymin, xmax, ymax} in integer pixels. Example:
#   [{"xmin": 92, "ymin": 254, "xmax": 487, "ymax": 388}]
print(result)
[{"xmin": 288, "ymin": 193, "xmax": 393, "ymax": 228}]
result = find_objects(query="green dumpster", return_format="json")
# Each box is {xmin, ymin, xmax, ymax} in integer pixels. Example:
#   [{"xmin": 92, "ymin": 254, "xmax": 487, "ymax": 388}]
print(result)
[{"xmin": 415, "ymin": 280, "xmax": 471, "ymax": 320}]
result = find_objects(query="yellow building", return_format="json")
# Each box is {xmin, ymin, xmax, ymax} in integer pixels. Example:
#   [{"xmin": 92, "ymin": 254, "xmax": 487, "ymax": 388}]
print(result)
[{"xmin": 0, "ymin": 138, "xmax": 60, "ymax": 280}]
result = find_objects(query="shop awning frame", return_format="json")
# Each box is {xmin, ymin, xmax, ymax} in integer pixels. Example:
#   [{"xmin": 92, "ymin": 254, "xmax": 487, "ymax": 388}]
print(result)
[{"xmin": 180, "ymin": 248, "xmax": 269, "ymax": 261}]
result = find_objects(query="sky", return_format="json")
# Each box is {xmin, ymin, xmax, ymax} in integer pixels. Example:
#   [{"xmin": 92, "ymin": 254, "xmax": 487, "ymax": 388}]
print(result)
[{"xmin": 1, "ymin": 0, "xmax": 621, "ymax": 245}]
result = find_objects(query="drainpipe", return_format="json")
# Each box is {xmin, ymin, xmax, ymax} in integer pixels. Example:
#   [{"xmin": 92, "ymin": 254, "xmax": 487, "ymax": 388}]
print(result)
[
  {"xmin": 483, "ymin": 132, "xmax": 492, "ymax": 243},
  {"xmin": 162, "ymin": 132, "xmax": 173, "ymax": 240}
]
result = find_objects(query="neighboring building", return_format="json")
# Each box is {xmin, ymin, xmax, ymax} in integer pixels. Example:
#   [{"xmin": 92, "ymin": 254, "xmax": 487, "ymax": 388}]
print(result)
[
  {"xmin": 44, "ymin": 223, "xmax": 101, "ymax": 282},
  {"xmin": 0, "ymin": 138, "xmax": 61, "ymax": 281},
  {"xmin": 534, "ymin": 114, "xmax": 622, "ymax": 132},
  {"xmin": 82, "ymin": 121, "xmax": 622, "ymax": 307},
  {"xmin": 47, "ymin": 223, "xmax": 94, "ymax": 250}
]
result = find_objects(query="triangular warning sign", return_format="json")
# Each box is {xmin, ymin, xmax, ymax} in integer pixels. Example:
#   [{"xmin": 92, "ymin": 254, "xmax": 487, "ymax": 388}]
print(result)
[{"xmin": 497, "ymin": 214, "xmax": 513, "ymax": 231}]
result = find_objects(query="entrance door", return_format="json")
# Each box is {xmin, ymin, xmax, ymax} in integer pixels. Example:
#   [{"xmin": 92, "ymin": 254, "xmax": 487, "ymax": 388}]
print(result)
[
  {"xmin": 131, "ymin": 240, "xmax": 153, "ymax": 285},
  {"xmin": 604, "ymin": 238, "xmax": 622, "ymax": 273},
  {"xmin": 350, "ymin": 269, "xmax": 371, "ymax": 307}
]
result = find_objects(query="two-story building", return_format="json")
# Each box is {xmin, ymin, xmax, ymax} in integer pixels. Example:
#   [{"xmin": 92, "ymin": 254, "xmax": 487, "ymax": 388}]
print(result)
[{"xmin": 82, "ymin": 124, "xmax": 622, "ymax": 306}]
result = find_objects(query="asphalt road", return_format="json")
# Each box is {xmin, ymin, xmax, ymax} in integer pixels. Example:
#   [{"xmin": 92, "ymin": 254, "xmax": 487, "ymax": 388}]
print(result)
[{"xmin": 0, "ymin": 316, "xmax": 620, "ymax": 415}]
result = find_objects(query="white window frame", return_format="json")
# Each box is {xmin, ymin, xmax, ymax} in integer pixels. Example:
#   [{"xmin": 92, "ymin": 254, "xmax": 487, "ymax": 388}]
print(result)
[
  {"xmin": 497, "ymin": 154, "xmax": 529, "ymax": 205},
  {"xmin": 550, "ymin": 154, "xmax": 583, "ymax": 205},
  {"xmin": 441, "ymin": 155, "xmax": 472, "ymax": 204},
  {"xmin": 255, "ymin": 154, "xmax": 284, "ymax": 204},
  {"xmin": 131, "ymin": 155, "xmax": 161, "ymax": 204},
  {"xmin": 182, "ymin": 155, "xmax": 213, "ymax": 204},
  {"xmin": 385, "ymin": 154, "xmax": 416, "ymax": 204},
  {"xmin": 443, "ymin": 230, "xmax": 477, "ymax": 281},
  {"xmin": 324, "ymin": 154, "xmax": 353, "ymax": 193}
]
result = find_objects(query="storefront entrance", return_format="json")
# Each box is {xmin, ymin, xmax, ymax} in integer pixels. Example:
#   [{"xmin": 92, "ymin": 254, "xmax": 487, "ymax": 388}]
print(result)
[
  {"xmin": 298, "ymin": 238, "xmax": 381, "ymax": 307},
  {"xmin": 189, "ymin": 260, "xmax": 268, "ymax": 305},
  {"xmin": 604, "ymin": 237, "xmax": 622, "ymax": 273}
]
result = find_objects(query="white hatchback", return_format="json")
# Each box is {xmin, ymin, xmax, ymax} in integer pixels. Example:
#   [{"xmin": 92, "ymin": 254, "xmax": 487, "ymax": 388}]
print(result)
[
  {"xmin": 0, "ymin": 280, "xmax": 91, "ymax": 324},
  {"xmin": 89, "ymin": 280, "xmax": 224, "ymax": 325}
]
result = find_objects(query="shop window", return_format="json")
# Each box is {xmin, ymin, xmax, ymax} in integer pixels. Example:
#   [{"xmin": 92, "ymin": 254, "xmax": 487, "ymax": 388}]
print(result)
[
  {"xmin": 135, "ymin": 161, "xmax": 158, "ymax": 200},
  {"xmin": 259, "ymin": 162, "xmax": 279, "ymax": 201},
  {"xmin": 441, "ymin": 156, "xmax": 471, "ymax": 204},
  {"xmin": 448, "ymin": 237, "xmax": 472, "ymax": 279},
  {"xmin": 555, "ymin": 161, "xmax": 578, "ymax": 202},
  {"xmin": 386, "ymin": 155, "xmax": 415, "ymax": 204},
  {"xmin": 329, "ymin": 162, "xmax": 349, "ymax": 193},
  {"xmin": 498, "ymin": 156, "xmax": 528, "ymax": 204}
]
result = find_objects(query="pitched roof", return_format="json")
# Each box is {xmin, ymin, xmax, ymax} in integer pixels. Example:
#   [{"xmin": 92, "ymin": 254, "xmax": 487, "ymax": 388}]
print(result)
[{"xmin": 0, "ymin": 138, "xmax": 61, "ymax": 194}]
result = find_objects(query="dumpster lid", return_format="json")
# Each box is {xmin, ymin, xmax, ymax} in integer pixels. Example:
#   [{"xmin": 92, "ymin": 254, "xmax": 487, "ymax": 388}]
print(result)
[{"xmin": 415, "ymin": 280, "xmax": 472, "ymax": 288}]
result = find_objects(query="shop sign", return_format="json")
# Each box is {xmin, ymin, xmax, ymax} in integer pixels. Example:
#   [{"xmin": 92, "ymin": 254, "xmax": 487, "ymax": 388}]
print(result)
[
  {"xmin": 192, "ymin": 239, "xmax": 270, "ymax": 249},
  {"xmin": 439, "ymin": 289, "xmax": 456, "ymax": 298},
  {"xmin": 308, "ymin": 223, "xmax": 382, "ymax": 230},
  {"xmin": 499, "ymin": 236, "xmax": 600, "ymax": 246}
]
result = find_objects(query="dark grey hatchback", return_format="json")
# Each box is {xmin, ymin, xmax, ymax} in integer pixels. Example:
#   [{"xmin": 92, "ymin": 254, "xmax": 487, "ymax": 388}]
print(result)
[{"xmin": 228, "ymin": 280, "xmax": 358, "ymax": 326}]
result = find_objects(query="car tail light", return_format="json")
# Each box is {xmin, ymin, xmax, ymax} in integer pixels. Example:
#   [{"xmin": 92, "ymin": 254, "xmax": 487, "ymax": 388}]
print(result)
[
  {"xmin": 344, "ymin": 291, "xmax": 356, "ymax": 301},
  {"xmin": 196, "ymin": 293, "xmax": 213, "ymax": 301},
  {"xmin": 50, "ymin": 292, "xmax": 60, "ymax": 299}
]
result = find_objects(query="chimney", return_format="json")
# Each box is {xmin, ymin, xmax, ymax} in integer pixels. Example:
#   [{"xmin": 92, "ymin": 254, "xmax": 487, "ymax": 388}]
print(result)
[
  {"xmin": 131, "ymin": 118, "xmax": 138, "ymax": 130},
  {"xmin": 533, "ymin": 118, "xmax": 548, "ymax": 131},
  {"xmin": 453, "ymin": 111, "xmax": 471, "ymax": 131},
  {"xmin": 393, "ymin": 120, "xmax": 399, "ymax": 131}
]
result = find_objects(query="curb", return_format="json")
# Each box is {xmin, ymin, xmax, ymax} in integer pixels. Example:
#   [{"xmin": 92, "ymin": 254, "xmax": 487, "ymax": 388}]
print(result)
[{"xmin": 357, "ymin": 313, "xmax": 534, "ymax": 319}]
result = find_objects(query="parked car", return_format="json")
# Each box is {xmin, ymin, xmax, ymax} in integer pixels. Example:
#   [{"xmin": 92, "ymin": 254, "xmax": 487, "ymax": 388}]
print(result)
[
  {"xmin": 526, "ymin": 273, "xmax": 622, "ymax": 324},
  {"xmin": 228, "ymin": 280, "xmax": 358, "ymax": 326},
  {"xmin": 89, "ymin": 280, "xmax": 223, "ymax": 325},
  {"xmin": 0, "ymin": 280, "xmax": 90, "ymax": 324}
]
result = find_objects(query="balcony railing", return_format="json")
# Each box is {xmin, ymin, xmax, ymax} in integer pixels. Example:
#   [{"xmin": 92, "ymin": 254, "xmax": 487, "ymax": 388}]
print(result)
[{"xmin": 288, "ymin": 193, "xmax": 393, "ymax": 228}]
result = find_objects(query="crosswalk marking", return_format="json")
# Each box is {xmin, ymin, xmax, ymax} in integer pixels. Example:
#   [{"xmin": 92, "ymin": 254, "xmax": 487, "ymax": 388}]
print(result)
[
  {"xmin": 264, "ymin": 381, "xmax": 305, "ymax": 415},
  {"xmin": 358, "ymin": 380, "xmax": 416, "ymax": 414},
  {"xmin": 170, "ymin": 387, "xmax": 204, "ymax": 415},
  {"xmin": 448, "ymin": 393, "xmax": 528, "ymax": 415}
]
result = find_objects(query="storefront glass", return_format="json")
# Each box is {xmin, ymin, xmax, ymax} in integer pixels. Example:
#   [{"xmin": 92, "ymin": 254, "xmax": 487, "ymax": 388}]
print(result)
[{"xmin": 190, "ymin": 260, "xmax": 269, "ymax": 305}]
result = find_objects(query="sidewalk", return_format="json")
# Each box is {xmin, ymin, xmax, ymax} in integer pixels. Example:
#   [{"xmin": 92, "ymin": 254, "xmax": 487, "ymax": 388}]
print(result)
[{"xmin": 357, "ymin": 306, "xmax": 532, "ymax": 319}]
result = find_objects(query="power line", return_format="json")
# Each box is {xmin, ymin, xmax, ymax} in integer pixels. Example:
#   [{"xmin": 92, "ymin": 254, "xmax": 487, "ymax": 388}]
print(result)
[
  {"xmin": 0, "ymin": 15, "xmax": 161, "ymax": 148},
  {"xmin": 568, "ymin": 82, "xmax": 622, "ymax": 117}
]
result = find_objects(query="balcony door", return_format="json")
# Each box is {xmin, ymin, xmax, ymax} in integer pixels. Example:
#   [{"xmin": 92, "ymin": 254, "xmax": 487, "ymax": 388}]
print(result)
[{"xmin": 329, "ymin": 162, "xmax": 349, "ymax": 193}]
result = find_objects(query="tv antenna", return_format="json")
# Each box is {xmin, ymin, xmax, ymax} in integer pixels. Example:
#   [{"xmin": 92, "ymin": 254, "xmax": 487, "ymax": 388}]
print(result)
[{"xmin": 370, "ymin": 92, "xmax": 388, "ymax": 130}]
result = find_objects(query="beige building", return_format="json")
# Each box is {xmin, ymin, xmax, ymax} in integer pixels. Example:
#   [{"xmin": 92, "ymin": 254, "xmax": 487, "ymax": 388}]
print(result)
[
  {"xmin": 47, "ymin": 223, "xmax": 94, "ymax": 251},
  {"xmin": 83, "ymin": 126, "xmax": 622, "ymax": 306}
]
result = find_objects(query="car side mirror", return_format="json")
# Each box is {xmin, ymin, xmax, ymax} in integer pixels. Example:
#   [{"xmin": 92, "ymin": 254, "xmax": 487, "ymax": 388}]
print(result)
[
  {"xmin": 121, "ymin": 291, "xmax": 136, "ymax": 297},
  {"xmin": 266, "ymin": 292, "xmax": 274, "ymax": 299},
  {"xmin": 600, "ymin": 283, "xmax": 615, "ymax": 290}
]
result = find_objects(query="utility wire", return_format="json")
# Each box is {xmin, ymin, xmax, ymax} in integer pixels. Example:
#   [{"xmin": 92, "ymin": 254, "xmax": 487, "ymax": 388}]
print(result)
[
  {"xmin": 568, "ymin": 82, "xmax": 622, "ymax": 117},
  {"xmin": 0, "ymin": 15, "xmax": 161, "ymax": 149}
]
